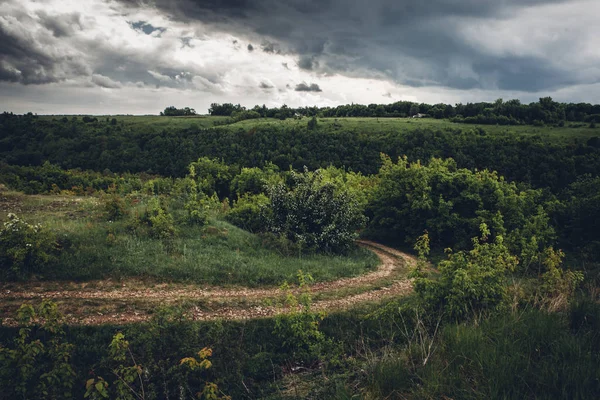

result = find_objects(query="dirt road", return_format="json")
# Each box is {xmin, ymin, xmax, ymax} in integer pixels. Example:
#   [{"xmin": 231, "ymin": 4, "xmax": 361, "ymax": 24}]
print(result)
[{"xmin": 0, "ymin": 241, "xmax": 416, "ymax": 325}]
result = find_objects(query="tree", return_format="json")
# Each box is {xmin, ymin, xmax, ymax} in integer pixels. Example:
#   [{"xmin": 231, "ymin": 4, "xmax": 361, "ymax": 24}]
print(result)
[
  {"xmin": 409, "ymin": 104, "xmax": 420, "ymax": 116},
  {"xmin": 161, "ymin": 106, "xmax": 197, "ymax": 116},
  {"xmin": 367, "ymin": 155, "xmax": 555, "ymax": 260},
  {"xmin": 266, "ymin": 168, "xmax": 367, "ymax": 254}
]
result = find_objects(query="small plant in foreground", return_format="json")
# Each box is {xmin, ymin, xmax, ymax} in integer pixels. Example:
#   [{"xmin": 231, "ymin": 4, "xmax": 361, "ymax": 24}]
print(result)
[
  {"xmin": 274, "ymin": 271, "xmax": 337, "ymax": 366},
  {"xmin": 539, "ymin": 247, "xmax": 584, "ymax": 311},
  {"xmin": 180, "ymin": 347, "xmax": 231, "ymax": 399},
  {"xmin": 0, "ymin": 301, "xmax": 76, "ymax": 399},
  {"xmin": 85, "ymin": 332, "xmax": 229, "ymax": 400},
  {"xmin": 85, "ymin": 332, "xmax": 145, "ymax": 400},
  {"xmin": 414, "ymin": 223, "xmax": 518, "ymax": 320}
]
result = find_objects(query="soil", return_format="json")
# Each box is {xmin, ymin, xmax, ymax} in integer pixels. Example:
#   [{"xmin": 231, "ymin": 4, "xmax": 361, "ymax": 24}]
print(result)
[{"xmin": 0, "ymin": 241, "xmax": 417, "ymax": 326}]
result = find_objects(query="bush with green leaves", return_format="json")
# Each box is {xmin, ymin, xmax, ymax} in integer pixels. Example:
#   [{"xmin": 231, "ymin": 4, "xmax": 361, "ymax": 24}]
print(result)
[
  {"xmin": 274, "ymin": 271, "xmax": 335, "ymax": 366},
  {"xmin": 0, "ymin": 301, "xmax": 76, "ymax": 399},
  {"xmin": 414, "ymin": 224, "xmax": 519, "ymax": 320},
  {"xmin": 266, "ymin": 168, "xmax": 366, "ymax": 254},
  {"xmin": 85, "ymin": 332, "xmax": 144, "ymax": 400},
  {"xmin": 368, "ymin": 156, "xmax": 555, "ymax": 264},
  {"xmin": 187, "ymin": 157, "xmax": 238, "ymax": 199},
  {"xmin": 538, "ymin": 247, "xmax": 584, "ymax": 311},
  {"xmin": 100, "ymin": 186, "xmax": 128, "ymax": 221},
  {"xmin": 84, "ymin": 312, "xmax": 230, "ymax": 400},
  {"xmin": 230, "ymin": 164, "xmax": 281, "ymax": 197},
  {"xmin": 225, "ymin": 193, "xmax": 270, "ymax": 232},
  {"xmin": 142, "ymin": 198, "xmax": 176, "ymax": 241},
  {"xmin": 0, "ymin": 213, "xmax": 60, "ymax": 278}
]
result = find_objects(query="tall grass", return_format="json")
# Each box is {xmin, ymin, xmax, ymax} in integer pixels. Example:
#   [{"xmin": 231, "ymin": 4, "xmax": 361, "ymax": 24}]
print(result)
[
  {"xmin": 367, "ymin": 303, "xmax": 600, "ymax": 400},
  {"xmin": 47, "ymin": 216, "xmax": 378, "ymax": 286}
]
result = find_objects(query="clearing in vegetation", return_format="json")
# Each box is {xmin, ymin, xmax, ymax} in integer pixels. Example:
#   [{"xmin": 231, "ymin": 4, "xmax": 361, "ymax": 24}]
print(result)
[{"xmin": 0, "ymin": 240, "xmax": 415, "ymax": 325}]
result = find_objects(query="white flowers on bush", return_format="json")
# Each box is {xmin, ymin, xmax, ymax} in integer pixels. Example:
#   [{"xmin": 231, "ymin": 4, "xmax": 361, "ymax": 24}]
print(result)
[
  {"xmin": 1, "ymin": 213, "xmax": 58, "ymax": 277},
  {"xmin": 2, "ymin": 213, "xmax": 42, "ymax": 234}
]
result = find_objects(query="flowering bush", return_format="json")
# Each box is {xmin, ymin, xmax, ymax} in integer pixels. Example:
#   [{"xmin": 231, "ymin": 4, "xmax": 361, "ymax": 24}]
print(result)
[{"xmin": 0, "ymin": 213, "xmax": 60, "ymax": 278}]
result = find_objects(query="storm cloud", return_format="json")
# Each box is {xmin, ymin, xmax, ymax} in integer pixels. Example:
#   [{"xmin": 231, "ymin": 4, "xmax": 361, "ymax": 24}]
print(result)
[
  {"xmin": 295, "ymin": 82, "xmax": 322, "ymax": 92},
  {"xmin": 112, "ymin": 0, "xmax": 599, "ymax": 92},
  {"xmin": 1, "ymin": 0, "xmax": 599, "ymax": 114}
]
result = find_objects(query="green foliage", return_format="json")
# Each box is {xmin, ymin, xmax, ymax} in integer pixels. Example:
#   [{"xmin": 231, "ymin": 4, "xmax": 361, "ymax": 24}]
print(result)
[
  {"xmin": 0, "ymin": 162, "xmax": 145, "ymax": 195},
  {"xmin": 274, "ymin": 271, "xmax": 333, "ymax": 365},
  {"xmin": 0, "ymin": 213, "xmax": 60, "ymax": 278},
  {"xmin": 318, "ymin": 165, "xmax": 377, "ymax": 213},
  {"xmin": 188, "ymin": 157, "xmax": 238, "ymax": 199},
  {"xmin": 230, "ymin": 164, "xmax": 280, "ymax": 197},
  {"xmin": 556, "ymin": 175, "xmax": 600, "ymax": 259},
  {"xmin": 266, "ymin": 168, "xmax": 367, "ymax": 254},
  {"xmin": 86, "ymin": 330, "xmax": 228, "ymax": 400},
  {"xmin": 179, "ymin": 347, "xmax": 231, "ymax": 399},
  {"xmin": 538, "ymin": 248, "xmax": 584, "ymax": 311},
  {"xmin": 180, "ymin": 177, "xmax": 210, "ymax": 226},
  {"xmin": 414, "ymin": 224, "xmax": 519, "ymax": 319},
  {"xmin": 0, "ymin": 300, "xmax": 75, "ymax": 399},
  {"xmin": 143, "ymin": 198, "xmax": 176, "ymax": 240},
  {"xmin": 105, "ymin": 332, "xmax": 145, "ymax": 400},
  {"xmin": 161, "ymin": 106, "xmax": 196, "ymax": 116},
  {"xmin": 100, "ymin": 185, "xmax": 128, "ymax": 220},
  {"xmin": 368, "ymin": 155, "xmax": 555, "ymax": 261},
  {"xmin": 225, "ymin": 193, "xmax": 270, "ymax": 232}
]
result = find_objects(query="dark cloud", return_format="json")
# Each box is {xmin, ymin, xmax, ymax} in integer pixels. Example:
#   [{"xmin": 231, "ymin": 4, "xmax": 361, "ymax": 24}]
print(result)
[
  {"xmin": 114, "ymin": 0, "xmax": 583, "ymax": 92},
  {"xmin": 298, "ymin": 55, "xmax": 318, "ymax": 71},
  {"xmin": 261, "ymin": 41, "xmax": 280, "ymax": 53},
  {"xmin": 295, "ymin": 82, "xmax": 322, "ymax": 92},
  {"xmin": 247, "ymin": 43, "xmax": 254, "ymax": 51},
  {"xmin": 91, "ymin": 74, "xmax": 122, "ymax": 88},
  {"xmin": 259, "ymin": 81, "xmax": 273, "ymax": 89},
  {"xmin": 0, "ymin": 17, "xmax": 89, "ymax": 84}
]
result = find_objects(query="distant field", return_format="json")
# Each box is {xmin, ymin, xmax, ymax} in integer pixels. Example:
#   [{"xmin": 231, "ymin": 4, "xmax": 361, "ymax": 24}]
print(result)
[
  {"xmin": 38, "ymin": 114, "xmax": 230, "ymax": 132},
  {"xmin": 220, "ymin": 116, "xmax": 600, "ymax": 141},
  {"xmin": 38, "ymin": 115, "xmax": 599, "ymax": 142}
]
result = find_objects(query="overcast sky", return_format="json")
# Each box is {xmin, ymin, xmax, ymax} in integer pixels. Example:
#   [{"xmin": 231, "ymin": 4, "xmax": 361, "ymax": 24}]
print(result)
[{"xmin": 1, "ymin": 0, "xmax": 599, "ymax": 114}]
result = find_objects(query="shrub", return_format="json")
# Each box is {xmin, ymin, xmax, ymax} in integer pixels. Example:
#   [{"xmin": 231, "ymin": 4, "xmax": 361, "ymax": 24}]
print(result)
[
  {"xmin": 0, "ymin": 213, "xmax": 60, "ymax": 278},
  {"xmin": 128, "ymin": 198, "xmax": 177, "ymax": 253},
  {"xmin": 100, "ymin": 187, "xmax": 127, "ymax": 221},
  {"xmin": 273, "ymin": 271, "xmax": 331, "ymax": 365},
  {"xmin": 142, "ymin": 198, "xmax": 176, "ymax": 240},
  {"xmin": 414, "ymin": 224, "xmax": 518, "ymax": 320},
  {"xmin": 538, "ymin": 248, "xmax": 584, "ymax": 311},
  {"xmin": 368, "ymin": 155, "xmax": 554, "ymax": 259},
  {"xmin": 266, "ymin": 168, "xmax": 366, "ymax": 254},
  {"xmin": 225, "ymin": 193, "xmax": 269, "ymax": 232}
]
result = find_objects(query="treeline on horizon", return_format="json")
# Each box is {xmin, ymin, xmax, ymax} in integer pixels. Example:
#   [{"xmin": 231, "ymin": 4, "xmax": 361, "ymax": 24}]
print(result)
[{"xmin": 206, "ymin": 97, "xmax": 600, "ymax": 126}]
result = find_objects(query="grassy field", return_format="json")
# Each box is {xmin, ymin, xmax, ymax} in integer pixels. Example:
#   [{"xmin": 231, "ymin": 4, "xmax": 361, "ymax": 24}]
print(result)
[
  {"xmin": 228, "ymin": 116, "xmax": 600, "ymax": 141},
  {"xmin": 38, "ymin": 115, "xmax": 600, "ymax": 142},
  {"xmin": 0, "ymin": 191, "xmax": 379, "ymax": 286}
]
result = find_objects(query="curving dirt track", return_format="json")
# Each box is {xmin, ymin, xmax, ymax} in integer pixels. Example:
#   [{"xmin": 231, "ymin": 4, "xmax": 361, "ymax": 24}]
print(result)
[{"xmin": 0, "ymin": 241, "xmax": 417, "ymax": 326}]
